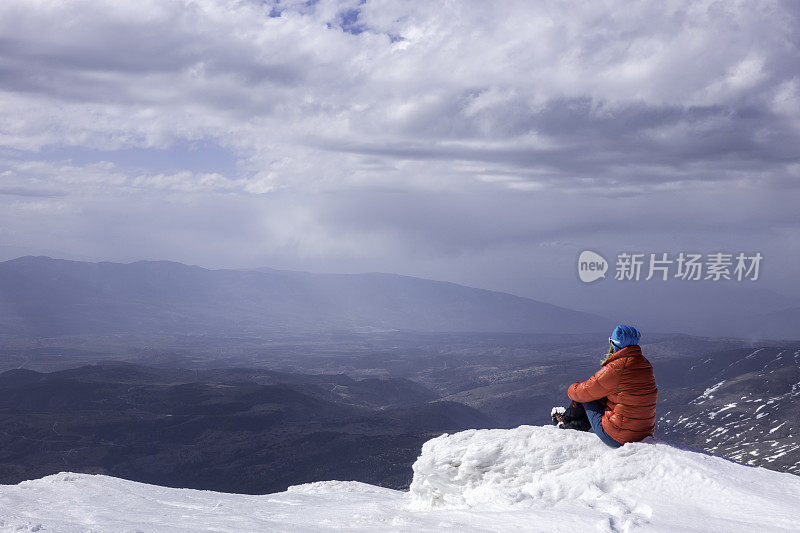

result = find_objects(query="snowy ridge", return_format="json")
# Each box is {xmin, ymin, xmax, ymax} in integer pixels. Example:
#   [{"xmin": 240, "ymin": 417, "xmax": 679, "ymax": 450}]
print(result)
[
  {"xmin": 657, "ymin": 347, "xmax": 800, "ymax": 474},
  {"xmin": 693, "ymin": 379, "xmax": 725, "ymax": 403},
  {"xmin": 660, "ymin": 346, "xmax": 800, "ymax": 474},
  {"xmin": 2, "ymin": 426, "xmax": 800, "ymax": 532}
]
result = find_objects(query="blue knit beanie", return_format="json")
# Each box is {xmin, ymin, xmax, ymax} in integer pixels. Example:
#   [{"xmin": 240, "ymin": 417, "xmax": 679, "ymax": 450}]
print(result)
[{"xmin": 609, "ymin": 325, "xmax": 641, "ymax": 350}]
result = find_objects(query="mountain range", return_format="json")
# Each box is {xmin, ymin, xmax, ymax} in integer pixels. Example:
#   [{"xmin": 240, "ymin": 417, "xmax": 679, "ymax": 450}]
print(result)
[
  {"xmin": 0, "ymin": 256, "xmax": 612, "ymax": 337},
  {"xmin": 3, "ymin": 336, "xmax": 799, "ymax": 491},
  {"xmin": 0, "ymin": 363, "xmax": 491, "ymax": 493}
]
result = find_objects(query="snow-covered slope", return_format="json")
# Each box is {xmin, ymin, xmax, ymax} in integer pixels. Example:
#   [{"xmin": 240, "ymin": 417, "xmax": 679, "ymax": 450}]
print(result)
[
  {"xmin": 2, "ymin": 426, "xmax": 799, "ymax": 532},
  {"xmin": 659, "ymin": 347, "xmax": 800, "ymax": 475}
]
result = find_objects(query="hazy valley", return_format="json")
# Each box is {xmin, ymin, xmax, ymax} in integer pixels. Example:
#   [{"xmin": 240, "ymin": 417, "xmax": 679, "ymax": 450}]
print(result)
[{"xmin": 1, "ymin": 256, "xmax": 798, "ymax": 494}]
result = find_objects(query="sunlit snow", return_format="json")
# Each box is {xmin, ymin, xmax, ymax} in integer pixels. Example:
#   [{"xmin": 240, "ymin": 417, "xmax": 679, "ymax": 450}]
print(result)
[{"xmin": 2, "ymin": 426, "xmax": 799, "ymax": 532}]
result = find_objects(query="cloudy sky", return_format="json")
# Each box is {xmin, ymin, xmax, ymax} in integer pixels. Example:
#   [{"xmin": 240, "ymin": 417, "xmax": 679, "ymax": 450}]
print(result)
[{"xmin": 1, "ymin": 0, "xmax": 799, "ymax": 316}]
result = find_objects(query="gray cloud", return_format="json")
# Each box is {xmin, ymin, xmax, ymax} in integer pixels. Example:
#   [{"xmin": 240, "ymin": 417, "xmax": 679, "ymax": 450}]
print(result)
[{"xmin": 0, "ymin": 0, "xmax": 798, "ymax": 312}]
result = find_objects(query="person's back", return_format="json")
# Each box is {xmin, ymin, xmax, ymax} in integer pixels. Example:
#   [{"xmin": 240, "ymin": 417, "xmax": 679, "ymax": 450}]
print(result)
[
  {"xmin": 592, "ymin": 344, "xmax": 657, "ymax": 443},
  {"xmin": 566, "ymin": 325, "xmax": 658, "ymax": 446}
]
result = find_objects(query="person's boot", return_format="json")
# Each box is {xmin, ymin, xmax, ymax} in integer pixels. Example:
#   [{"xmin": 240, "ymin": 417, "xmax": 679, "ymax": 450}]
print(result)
[{"xmin": 561, "ymin": 401, "xmax": 592, "ymax": 432}]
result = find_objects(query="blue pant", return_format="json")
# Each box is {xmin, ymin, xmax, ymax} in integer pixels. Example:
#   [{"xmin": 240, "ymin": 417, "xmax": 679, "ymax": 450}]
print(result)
[{"xmin": 581, "ymin": 400, "xmax": 624, "ymax": 448}]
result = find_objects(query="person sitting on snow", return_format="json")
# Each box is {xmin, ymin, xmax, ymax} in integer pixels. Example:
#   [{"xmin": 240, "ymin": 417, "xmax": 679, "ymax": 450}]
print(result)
[{"xmin": 555, "ymin": 325, "xmax": 657, "ymax": 447}]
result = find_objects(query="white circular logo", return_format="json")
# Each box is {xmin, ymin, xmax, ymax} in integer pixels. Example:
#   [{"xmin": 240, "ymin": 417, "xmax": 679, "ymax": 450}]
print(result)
[{"xmin": 578, "ymin": 250, "xmax": 608, "ymax": 283}]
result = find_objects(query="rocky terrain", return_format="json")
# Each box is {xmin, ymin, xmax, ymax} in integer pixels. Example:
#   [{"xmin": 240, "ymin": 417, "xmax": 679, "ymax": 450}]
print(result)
[{"xmin": 656, "ymin": 346, "xmax": 800, "ymax": 474}]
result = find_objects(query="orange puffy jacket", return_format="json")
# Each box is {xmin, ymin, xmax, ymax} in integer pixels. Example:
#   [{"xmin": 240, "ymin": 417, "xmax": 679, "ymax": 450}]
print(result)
[{"xmin": 567, "ymin": 344, "xmax": 657, "ymax": 444}]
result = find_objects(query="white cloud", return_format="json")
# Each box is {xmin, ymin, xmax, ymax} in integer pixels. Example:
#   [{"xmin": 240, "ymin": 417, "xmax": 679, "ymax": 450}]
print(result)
[{"xmin": 0, "ymin": 0, "xmax": 795, "ymax": 186}]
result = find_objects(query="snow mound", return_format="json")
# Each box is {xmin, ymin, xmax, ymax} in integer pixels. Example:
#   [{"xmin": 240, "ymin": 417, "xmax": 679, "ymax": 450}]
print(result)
[
  {"xmin": 409, "ymin": 425, "xmax": 800, "ymax": 530},
  {"xmin": 2, "ymin": 426, "xmax": 800, "ymax": 532},
  {"xmin": 287, "ymin": 480, "xmax": 393, "ymax": 495},
  {"xmin": 0, "ymin": 472, "xmax": 407, "ymax": 533}
]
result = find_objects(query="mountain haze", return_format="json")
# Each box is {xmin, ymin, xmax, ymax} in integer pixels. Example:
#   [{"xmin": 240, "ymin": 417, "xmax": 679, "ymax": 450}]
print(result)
[{"xmin": 0, "ymin": 256, "xmax": 612, "ymax": 337}]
